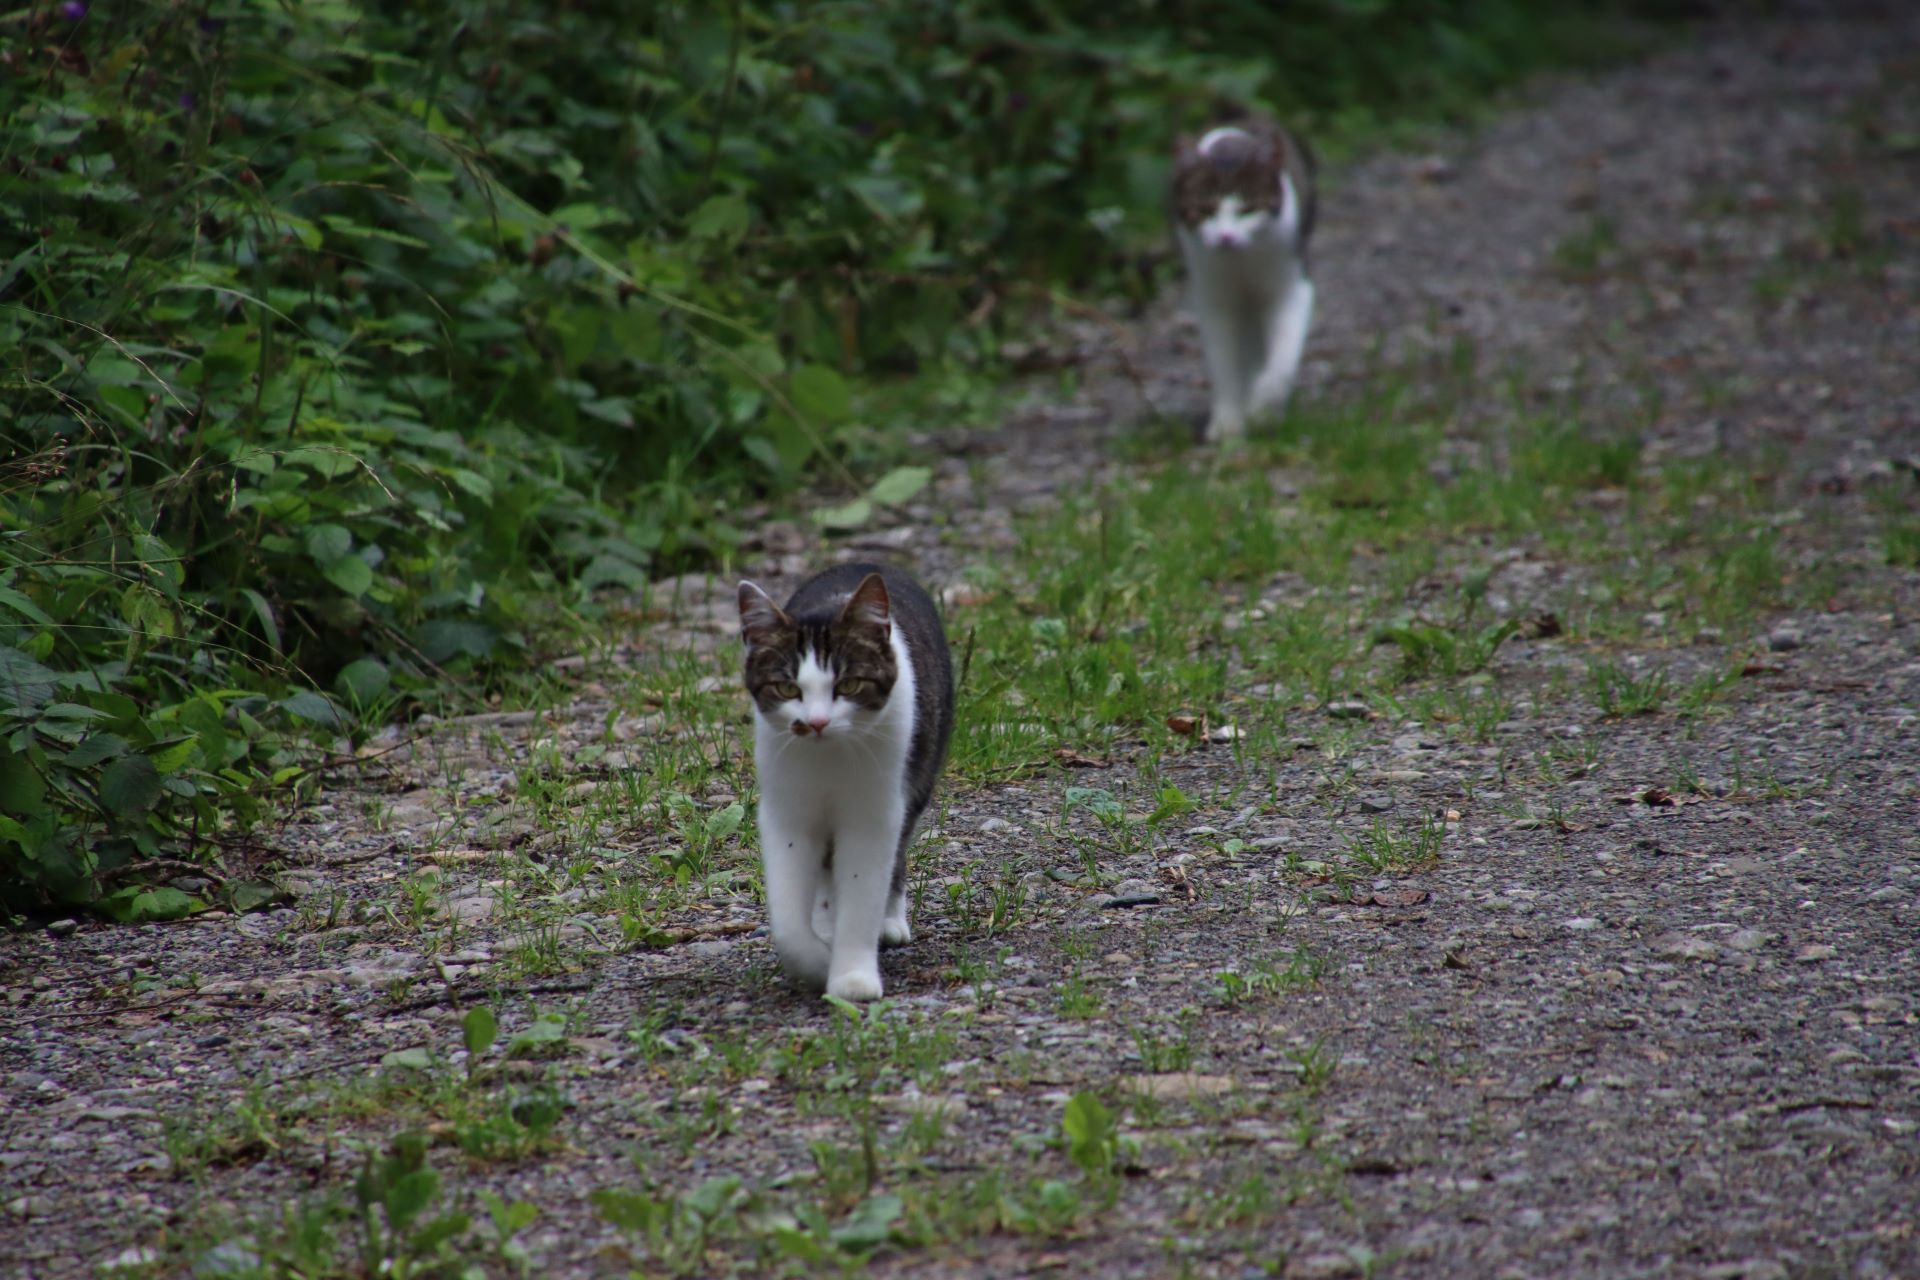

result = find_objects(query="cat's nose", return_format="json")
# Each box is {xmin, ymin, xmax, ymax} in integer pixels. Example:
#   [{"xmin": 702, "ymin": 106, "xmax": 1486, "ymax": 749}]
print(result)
[{"xmin": 802, "ymin": 716, "xmax": 830, "ymax": 736}]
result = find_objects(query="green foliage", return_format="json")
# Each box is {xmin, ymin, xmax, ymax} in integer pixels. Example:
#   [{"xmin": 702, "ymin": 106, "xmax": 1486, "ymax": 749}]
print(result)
[{"xmin": 0, "ymin": 1, "xmax": 1644, "ymax": 912}]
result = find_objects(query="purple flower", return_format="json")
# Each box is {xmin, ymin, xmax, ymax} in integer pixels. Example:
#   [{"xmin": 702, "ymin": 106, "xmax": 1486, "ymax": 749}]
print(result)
[
  {"xmin": 178, "ymin": 92, "xmax": 197, "ymax": 111},
  {"xmin": 60, "ymin": 1, "xmax": 86, "ymax": 20}
]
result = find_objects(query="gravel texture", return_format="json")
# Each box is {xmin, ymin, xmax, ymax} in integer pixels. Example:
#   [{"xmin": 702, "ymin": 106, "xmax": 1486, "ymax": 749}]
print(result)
[{"xmin": 4, "ymin": 6, "xmax": 1918, "ymax": 1278}]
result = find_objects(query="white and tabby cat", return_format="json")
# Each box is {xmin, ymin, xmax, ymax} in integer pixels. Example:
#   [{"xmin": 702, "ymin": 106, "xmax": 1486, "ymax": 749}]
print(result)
[
  {"xmin": 1172, "ymin": 121, "xmax": 1318, "ymax": 442},
  {"xmin": 736, "ymin": 563, "xmax": 954, "ymax": 1002}
]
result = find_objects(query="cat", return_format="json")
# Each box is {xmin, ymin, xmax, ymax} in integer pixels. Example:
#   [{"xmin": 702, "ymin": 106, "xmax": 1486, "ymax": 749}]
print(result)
[
  {"xmin": 736, "ymin": 563, "xmax": 954, "ymax": 1002},
  {"xmin": 1171, "ymin": 120, "xmax": 1318, "ymax": 443}
]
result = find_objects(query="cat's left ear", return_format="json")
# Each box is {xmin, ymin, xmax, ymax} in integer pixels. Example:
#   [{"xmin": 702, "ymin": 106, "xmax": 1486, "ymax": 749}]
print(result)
[
  {"xmin": 839, "ymin": 572, "xmax": 892, "ymax": 633},
  {"xmin": 738, "ymin": 581, "xmax": 790, "ymax": 644}
]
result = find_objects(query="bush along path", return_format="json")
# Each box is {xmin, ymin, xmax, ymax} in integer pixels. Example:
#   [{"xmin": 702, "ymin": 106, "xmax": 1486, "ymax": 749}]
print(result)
[{"xmin": 5, "ymin": 7, "xmax": 1920, "ymax": 1279}]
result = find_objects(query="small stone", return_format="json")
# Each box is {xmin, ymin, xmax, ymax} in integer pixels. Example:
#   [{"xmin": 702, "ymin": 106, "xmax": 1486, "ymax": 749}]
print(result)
[
  {"xmin": 1562, "ymin": 917, "xmax": 1601, "ymax": 931},
  {"xmin": 883, "ymin": 1093, "xmax": 969, "ymax": 1119},
  {"xmin": 46, "ymin": 919, "xmax": 77, "ymax": 937},
  {"xmin": 1288, "ymin": 1252, "xmax": 1363, "ymax": 1280},
  {"xmin": 1358, "ymin": 795, "xmax": 1394, "ymax": 814},
  {"xmin": 1766, "ymin": 627, "xmax": 1803, "ymax": 652},
  {"xmin": 1653, "ymin": 932, "xmax": 1719, "ymax": 962},
  {"xmin": 99, "ymin": 1246, "xmax": 161, "ymax": 1271},
  {"xmin": 1725, "ymin": 929, "xmax": 1771, "ymax": 952},
  {"xmin": 1128, "ymin": 1072, "xmax": 1235, "ymax": 1101},
  {"xmin": 1795, "ymin": 944, "xmax": 1837, "ymax": 963},
  {"xmin": 1208, "ymin": 724, "xmax": 1244, "ymax": 743},
  {"xmin": 979, "ymin": 817, "xmax": 1016, "ymax": 834},
  {"xmin": 439, "ymin": 891, "xmax": 498, "ymax": 923},
  {"xmin": 1702, "ymin": 1262, "xmax": 1787, "ymax": 1280},
  {"xmin": 1326, "ymin": 700, "xmax": 1371, "ymax": 720},
  {"xmin": 1377, "ymin": 769, "xmax": 1426, "ymax": 783}
]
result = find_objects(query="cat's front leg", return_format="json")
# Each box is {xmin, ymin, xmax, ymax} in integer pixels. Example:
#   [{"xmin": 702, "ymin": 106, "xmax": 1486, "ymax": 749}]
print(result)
[
  {"xmin": 758, "ymin": 807, "xmax": 832, "ymax": 991},
  {"xmin": 824, "ymin": 813, "xmax": 903, "ymax": 1001},
  {"xmin": 1251, "ymin": 274, "xmax": 1315, "ymax": 416}
]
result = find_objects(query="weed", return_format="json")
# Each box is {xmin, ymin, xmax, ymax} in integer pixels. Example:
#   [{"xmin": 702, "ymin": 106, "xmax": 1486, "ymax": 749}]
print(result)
[
  {"xmin": 1588, "ymin": 659, "xmax": 1670, "ymax": 716},
  {"xmin": 1344, "ymin": 818, "xmax": 1445, "ymax": 872}
]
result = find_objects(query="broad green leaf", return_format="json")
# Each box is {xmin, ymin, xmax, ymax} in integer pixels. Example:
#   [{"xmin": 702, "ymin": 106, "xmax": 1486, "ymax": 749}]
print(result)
[
  {"xmin": 98, "ymin": 753, "xmax": 164, "ymax": 820},
  {"xmin": 868, "ymin": 465, "xmax": 931, "ymax": 507},
  {"xmin": 506, "ymin": 1015, "xmax": 565, "ymax": 1057},
  {"xmin": 0, "ymin": 646, "xmax": 58, "ymax": 714},
  {"xmin": 149, "ymin": 737, "xmax": 199, "ymax": 773},
  {"xmin": 789, "ymin": 364, "xmax": 850, "ymax": 424},
  {"xmin": 226, "ymin": 880, "xmax": 284, "ymax": 913},
  {"xmin": 462, "ymin": 1006, "xmax": 499, "ymax": 1059},
  {"xmin": 687, "ymin": 192, "xmax": 749, "ymax": 242},
  {"xmin": 112, "ymin": 886, "xmax": 199, "ymax": 922},
  {"xmin": 413, "ymin": 620, "xmax": 496, "ymax": 664},
  {"xmin": 323, "ymin": 554, "xmax": 374, "ymax": 598},
  {"xmin": 279, "ymin": 691, "xmax": 344, "ymax": 728},
  {"xmin": 383, "ymin": 1168, "xmax": 440, "ymax": 1231},
  {"xmin": 685, "ymin": 1176, "xmax": 743, "ymax": 1219},
  {"xmin": 831, "ymin": 1193, "xmax": 903, "ymax": 1249},
  {"xmin": 381, "ymin": 1047, "xmax": 435, "ymax": 1071},
  {"xmin": 334, "ymin": 658, "xmax": 391, "ymax": 703},
  {"xmin": 282, "ymin": 445, "xmax": 359, "ymax": 479},
  {"xmin": 813, "ymin": 498, "xmax": 872, "ymax": 531},
  {"xmin": 304, "ymin": 523, "xmax": 352, "ymax": 564},
  {"xmin": 1062, "ymin": 1092, "xmax": 1115, "ymax": 1176},
  {"xmin": 704, "ymin": 802, "xmax": 745, "ymax": 842},
  {"xmin": 63, "ymin": 733, "xmax": 129, "ymax": 769},
  {"xmin": 591, "ymin": 1188, "xmax": 667, "ymax": 1234}
]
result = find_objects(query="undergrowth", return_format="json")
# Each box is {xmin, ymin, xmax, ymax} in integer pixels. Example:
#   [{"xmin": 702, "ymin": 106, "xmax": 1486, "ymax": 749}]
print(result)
[{"xmin": 0, "ymin": 0, "xmax": 1649, "ymax": 912}]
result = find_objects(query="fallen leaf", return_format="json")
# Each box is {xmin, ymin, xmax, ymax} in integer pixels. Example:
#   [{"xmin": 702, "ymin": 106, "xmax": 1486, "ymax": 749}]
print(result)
[
  {"xmin": 1519, "ymin": 612, "xmax": 1563, "ymax": 639},
  {"xmin": 1050, "ymin": 748, "xmax": 1110, "ymax": 768},
  {"xmin": 1207, "ymin": 724, "xmax": 1244, "ymax": 743},
  {"xmin": 1166, "ymin": 714, "xmax": 1198, "ymax": 736},
  {"xmin": 1741, "ymin": 662, "xmax": 1785, "ymax": 677}
]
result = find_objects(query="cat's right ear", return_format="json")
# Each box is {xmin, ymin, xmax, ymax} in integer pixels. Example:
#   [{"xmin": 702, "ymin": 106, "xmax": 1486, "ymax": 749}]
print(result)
[{"xmin": 737, "ymin": 581, "xmax": 789, "ymax": 645}]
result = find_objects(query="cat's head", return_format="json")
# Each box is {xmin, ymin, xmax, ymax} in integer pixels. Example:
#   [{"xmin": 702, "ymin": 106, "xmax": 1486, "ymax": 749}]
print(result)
[
  {"xmin": 737, "ymin": 573, "xmax": 897, "ymax": 739},
  {"xmin": 1172, "ymin": 126, "xmax": 1289, "ymax": 250}
]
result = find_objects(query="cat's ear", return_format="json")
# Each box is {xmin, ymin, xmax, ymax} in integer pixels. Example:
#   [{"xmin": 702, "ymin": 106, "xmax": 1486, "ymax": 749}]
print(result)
[
  {"xmin": 737, "ymin": 581, "xmax": 790, "ymax": 645},
  {"xmin": 838, "ymin": 572, "xmax": 892, "ymax": 633}
]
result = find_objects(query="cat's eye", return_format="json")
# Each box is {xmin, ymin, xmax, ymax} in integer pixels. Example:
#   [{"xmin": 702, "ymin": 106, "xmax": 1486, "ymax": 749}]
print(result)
[
  {"xmin": 835, "ymin": 677, "xmax": 872, "ymax": 698},
  {"xmin": 768, "ymin": 681, "xmax": 801, "ymax": 701}
]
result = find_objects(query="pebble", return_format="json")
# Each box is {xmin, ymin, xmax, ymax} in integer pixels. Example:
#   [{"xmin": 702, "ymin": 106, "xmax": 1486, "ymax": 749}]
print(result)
[
  {"xmin": 1325, "ymin": 700, "xmax": 1371, "ymax": 720},
  {"xmin": 45, "ymin": 919, "xmax": 77, "ymax": 937},
  {"xmin": 1652, "ymin": 932, "xmax": 1719, "ymax": 962},
  {"xmin": 1794, "ymin": 944, "xmax": 1838, "ymax": 963},
  {"xmin": 979, "ymin": 817, "xmax": 1016, "ymax": 834},
  {"xmin": 1358, "ymin": 795, "xmax": 1394, "ymax": 814},
  {"xmin": 1288, "ymin": 1252, "xmax": 1362, "ymax": 1279},
  {"xmin": 1129, "ymin": 1072, "xmax": 1234, "ymax": 1100},
  {"xmin": 1725, "ymin": 929, "xmax": 1771, "ymax": 952},
  {"xmin": 1562, "ymin": 917, "xmax": 1601, "ymax": 931},
  {"xmin": 1766, "ymin": 627, "xmax": 1803, "ymax": 652},
  {"xmin": 439, "ymin": 891, "xmax": 498, "ymax": 923}
]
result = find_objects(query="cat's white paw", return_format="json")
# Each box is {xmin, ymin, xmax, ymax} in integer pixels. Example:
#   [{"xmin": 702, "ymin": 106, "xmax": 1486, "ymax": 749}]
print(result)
[
  {"xmin": 1204, "ymin": 411, "xmax": 1246, "ymax": 444},
  {"xmin": 772, "ymin": 929, "xmax": 832, "ymax": 992},
  {"xmin": 880, "ymin": 915, "xmax": 912, "ymax": 947},
  {"xmin": 827, "ymin": 969, "xmax": 884, "ymax": 1002}
]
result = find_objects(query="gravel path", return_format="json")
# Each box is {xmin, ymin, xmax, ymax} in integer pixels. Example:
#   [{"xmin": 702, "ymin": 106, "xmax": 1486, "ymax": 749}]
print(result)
[{"xmin": 4, "ymin": 7, "xmax": 1917, "ymax": 1278}]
